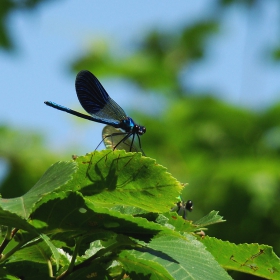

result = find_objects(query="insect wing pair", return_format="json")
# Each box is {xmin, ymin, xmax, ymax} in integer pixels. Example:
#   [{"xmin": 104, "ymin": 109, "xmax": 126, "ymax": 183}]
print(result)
[{"xmin": 45, "ymin": 70, "xmax": 145, "ymax": 155}]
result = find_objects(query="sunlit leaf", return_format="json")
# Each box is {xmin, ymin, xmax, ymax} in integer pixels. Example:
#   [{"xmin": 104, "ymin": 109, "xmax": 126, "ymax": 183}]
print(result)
[
  {"xmin": 61, "ymin": 150, "xmax": 182, "ymax": 213},
  {"xmin": 194, "ymin": 211, "xmax": 225, "ymax": 227},
  {"xmin": 202, "ymin": 237, "xmax": 280, "ymax": 279}
]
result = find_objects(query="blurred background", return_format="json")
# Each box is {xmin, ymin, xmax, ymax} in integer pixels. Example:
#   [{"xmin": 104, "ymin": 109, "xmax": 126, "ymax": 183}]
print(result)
[{"xmin": 1, "ymin": 1, "xmax": 280, "ymax": 278}]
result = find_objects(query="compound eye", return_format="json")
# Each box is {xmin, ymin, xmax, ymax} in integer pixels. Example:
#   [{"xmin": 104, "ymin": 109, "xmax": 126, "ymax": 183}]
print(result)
[
  {"xmin": 139, "ymin": 126, "xmax": 146, "ymax": 135},
  {"xmin": 186, "ymin": 200, "xmax": 193, "ymax": 212}
]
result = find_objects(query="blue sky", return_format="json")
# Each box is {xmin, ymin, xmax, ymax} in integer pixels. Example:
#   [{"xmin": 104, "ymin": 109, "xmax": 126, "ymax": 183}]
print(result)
[{"xmin": 1, "ymin": 0, "xmax": 280, "ymax": 155}]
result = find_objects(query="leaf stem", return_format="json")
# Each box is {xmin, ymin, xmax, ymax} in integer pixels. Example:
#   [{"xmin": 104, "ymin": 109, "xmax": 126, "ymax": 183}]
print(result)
[
  {"xmin": 0, "ymin": 227, "xmax": 18, "ymax": 256},
  {"xmin": 56, "ymin": 236, "xmax": 83, "ymax": 280},
  {"xmin": 0, "ymin": 241, "xmax": 24, "ymax": 263}
]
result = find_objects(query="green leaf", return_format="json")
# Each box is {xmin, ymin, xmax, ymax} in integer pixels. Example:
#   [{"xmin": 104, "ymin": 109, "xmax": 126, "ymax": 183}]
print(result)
[
  {"xmin": 83, "ymin": 240, "xmax": 104, "ymax": 258},
  {"xmin": 119, "ymin": 250, "xmax": 173, "ymax": 279},
  {"xmin": 0, "ymin": 161, "xmax": 77, "ymax": 218},
  {"xmin": 4, "ymin": 239, "xmax": 55, "ymax": 279},
  {"xmin": 0, "ymin": 209, "xmax": 38, "ymax": 234},
  {"xmin": 156, "ymin": 212, "xmax": 197, "ymax": 232},
  {"xmin": 123, "ymin": 234, "xmax": 231, "ymax": 280},
  {"xmin": 39, "ymin": 233, "xmax": 60, "ymax": 271},
  {"xmin": 202, "ymin": 237, "xmax": 280, "ymax": 279},
  {"xmin": 31, "ymin": 191, "xmax": 167, "ymax": 238},
  {"xmin": 194, "ymin": 211, "xmax": 225, "ymax": 227},
  {"xmin": 62, "ymin": 150, "xmax": 183, "ymax": 213}
]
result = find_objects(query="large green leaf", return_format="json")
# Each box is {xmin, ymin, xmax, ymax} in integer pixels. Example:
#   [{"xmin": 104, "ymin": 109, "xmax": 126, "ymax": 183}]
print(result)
[
  {"xmin": 0, "ymin": 161, "xmax": 77, "ymax": 219},
  {"xmin": 121, "ymin": 234, "xmax": 231, "ymax": 280},
  {"xmin": 31, "ymin": 190, "xmax": 168, "ymax": 240},
  {"xmin": 202, "ymin": 237, "xmax": 280, "ymax": 279},
  {"xmin": 61, "ymin": 150, "xmax": 183, "ymax": 213}
]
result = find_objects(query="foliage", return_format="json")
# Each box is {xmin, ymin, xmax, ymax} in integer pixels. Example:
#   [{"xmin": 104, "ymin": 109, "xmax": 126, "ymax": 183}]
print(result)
[
  {"xmin": 1, "ymin": 1, "xmax": 280, "ymax": 279},
  {"xmin": 73, "ymin": 12, "xmax": 280, "ymax": 258},
  {"xmin": 72, "ymin": 21, "xmax": 219, "ymax": 96},
  {"xmin": 70, "ymin": 19, "xmax": 280, "ymax": 280},
  {"xmin": 0, "ymin": 150, "xmax": 279, "ymax": 279},
  {"xmin": 0, "ymin": 0, "xmax": 54, "ymax": 50}
]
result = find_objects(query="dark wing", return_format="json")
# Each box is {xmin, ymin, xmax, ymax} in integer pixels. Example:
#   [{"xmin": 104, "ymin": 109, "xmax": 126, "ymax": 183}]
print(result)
[
  {"xmin": 75, "ymin": 70, "xmax": 127, "ymax": 126},
  {"xmin": 75, "ymin": 70, "xmax": 109, "ymax": 114},
  {"xmin": 102, "ymin": 125, "xmax": 144, "ymax": 155}
]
